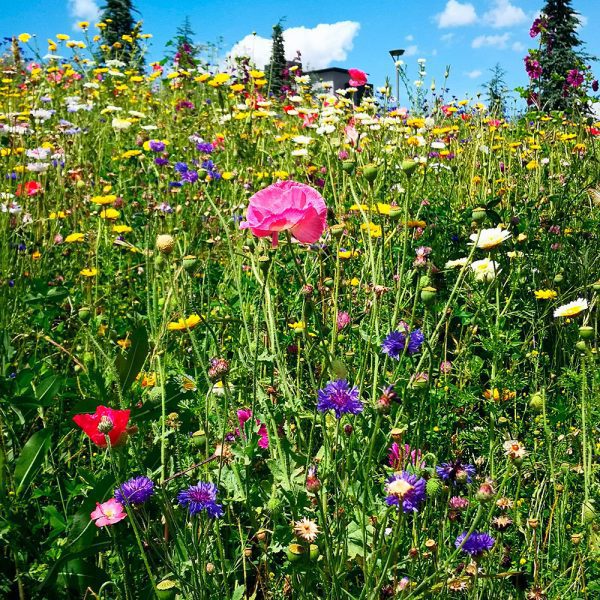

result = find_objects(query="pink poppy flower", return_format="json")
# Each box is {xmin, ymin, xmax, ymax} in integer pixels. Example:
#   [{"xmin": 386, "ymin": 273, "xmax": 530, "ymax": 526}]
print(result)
[
  {"xmin": 237, "ymin": 408, "xmax": 269, "ymax": 449},
  {"xmin": 348, "ymin": 68, "xmax": 368, "ymax": 87},
  {"xmin": 240, "ymin": 181, "xmax": 327, "ymax": 248},
  {"xmin": 90, "ymin": 498, "xmax": 127, "ymax": 527}
]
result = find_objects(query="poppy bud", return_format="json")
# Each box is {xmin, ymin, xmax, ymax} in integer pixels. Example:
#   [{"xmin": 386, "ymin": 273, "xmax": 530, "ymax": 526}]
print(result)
[
  {"xmin": 363, "ymin": 163, "xmax": 379, "ymax": 182},
  {"xmin": 341, "ymin": 160, "xmax": 355, "ymax": 173},
  {"xmin": 401, "ymin": 159, "xmax": 418, "ymax": 175},
  {"xmin": 420, "ymin": 286, "xmax": 437, "ymax": 305}
]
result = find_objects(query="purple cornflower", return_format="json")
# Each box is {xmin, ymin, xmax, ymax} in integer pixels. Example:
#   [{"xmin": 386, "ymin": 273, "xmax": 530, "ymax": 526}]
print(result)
[
  {"xmin": 455, "ymin": 531, "xmax": 495, "ymax": 556},
  {"xmin": 154, "ymin": 157, "xmax": 169, "ymax": 167},
  {"xmin": 317, "ymin": 379, "xmax": 363, "ymax": 418},
  {"xmin": 436, "ymin": 460, "xmax": 476, "ymax": 485},
  {"xmin": 174, "ymin": 161, "xmax": 189, "ymax": 174},
  {"xmin": 196, "ymin": 141, "xmax": 214, "ymax": 154},
  {"xmin": 381, "ymin": 323, "xmax": 424, "ymax": 359},
  {"xmin": 180, "ymin": 169, "xmax": 199, "ymax": 184},
  {"xmin": 177, "ymin": 481, "xmax": 224, "ymax": 518},
  {"xmin": 148, "ymin": 140, "xmax": 166, "ymax": 152},
  {"xmin": 115, "ymin": 476, "xmax": 155, "ymax": 505},
  {"xmin": 385, "ymin": 471, "xmax": 427, "ymax": 513},
  {"xmin": 201, "ymin": 159, "xmax": 221, "ymax": 180}
]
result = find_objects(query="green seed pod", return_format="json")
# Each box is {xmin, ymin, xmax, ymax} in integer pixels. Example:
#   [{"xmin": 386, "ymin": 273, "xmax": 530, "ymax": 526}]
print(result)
[
  {"xmin": 147, "ymin": 387, "xmax": 163, "ymax": 406},
  {"xmin": 579, "ymin": 326, "xmax": 594, "ymax": 341},
  {"xmin": 309, "ymin": 544, "xmax": 320, "ymax": 561},
  {"xmin": 388, "ymin": 207, "xmax": 403, "ymax": 220},
  {"xmin": 331, "ymin": 358, "xmax": 348, "ymax": 380},
  {"xmin": 401, "ymin": 159, "xmax": 418, "ymax": 175},
  {"xmin": 553, "ymin": 273, "xmax": 564, "ymax": 285},
  {"xmin": 190, "ymin": 430, "xmax": 207, "ymax": 448},
  {"xmin": 363, "ymin": 164, "xmax": 379, "ymax": 182},
  {"xmin": 592, "ymin": 280, "xmax": 600, "ymax": 292},
  {"xmin": 575, "ymin": 340, "xmax": 587, "ymax": 352},
  {"xmin": 287, "ymin": 543, "xmax": 306, "ymax": 563},
  {"xmin": 155, "ymin": 579, "xmax": 178, "ymax": 600},
  {"xmin": 582, "ymin": 500, "xmax": 596, "ymax": 524},
  {"xmin": 426, "ymin": 477, "xmax": 442, "ymax": 498},
  {"xmin": 420, "ymin": 286, "xmax": 437, "ymax": 305},
  {"xmin": 182, "ymin": 255, "xmax": 198, "ymax": 271},
  {"xmin": 78, "ymin": 307, "xmax": 91, "ymax": 321},
  {"xmin": 329, "ymin": 223, "xmax": 345, "ymax": 238},
  {"xmin": 258, "ymin": 255, "xmax": 271, "ymax": 274},
  {"xmin": 323, "ymin": 277, "xmax": 334, "ymax": 289},
  {"xmin": 341, "ymin": 160, "xmax": 355, "ymax": 173},
  {"xmin": 472, "ymin": 207, "xmax": 486, "ymax": 222},
  {"xmin": 529, "ymin": 392, "xmax": 544, "ymax": 413}
]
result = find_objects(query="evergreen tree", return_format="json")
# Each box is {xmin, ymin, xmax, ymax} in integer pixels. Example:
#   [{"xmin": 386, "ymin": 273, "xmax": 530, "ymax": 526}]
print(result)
[
  {"xmin": 485, "ymin": 63, "xmax": 507, "ymax": 116},
  {"xmin": 100, "ymin": 0, "xmax": 140, "ymax": 64},
  {"xmin": 267, "ymin": 21, "xmax": 287, "ymax": 96},
  {"xmin": 171, "ymin": 16, "xmax": 199, "ymax": 70},
  {"xmin": 535, "ymin": 0, "xmax": 588, "ymax": 110}
]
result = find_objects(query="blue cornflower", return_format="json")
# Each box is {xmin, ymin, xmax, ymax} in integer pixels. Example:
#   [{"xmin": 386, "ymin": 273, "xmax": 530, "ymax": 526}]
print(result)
[
  {"xmin": 436, "ymin": 460, "xmax": 476, "ymax": 485},
  {"xmin": 154, "ymin": 157, "xmax": 169, "ymax": 166},
  {"xmin": 148, "ymin": 140, "xmax": 166, "ymax": 152},
  {"xmin": 115, "ymin": 476, "xmax": 155, "ymax": 505},
  {"xmin": 178, "ymin": 481, "xmax": 223, "ymax": 518},
  {"xmin": 455, "ymin": 531, "xmax": 495, "ymax": 556},
  {"xmin": 180, "ymin": 169, "xmax": 199, "ymax": 184},
  {"xmin": 317, "ymin": 379, "xmax": 363, "ymax": 418},
  {"xmin": 381, "ymin": 324, "xmax": 424, "ymax": 359},
  {"xmin": 196, "ymin": 141, "xmax": 214, "ymax": 154},
  {"xmin": 385, "ymin": 471, "xmax": 427, "ymax": 513},
  {"xmin": 174, "ymin": 161, "xmax": 189, "ymax": 174}
]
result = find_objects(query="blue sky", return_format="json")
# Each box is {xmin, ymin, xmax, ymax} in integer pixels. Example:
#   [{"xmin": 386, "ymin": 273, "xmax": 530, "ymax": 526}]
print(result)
[{"xmin": 2, "ymin": 1, "xmax": 599, "ymax": 101}]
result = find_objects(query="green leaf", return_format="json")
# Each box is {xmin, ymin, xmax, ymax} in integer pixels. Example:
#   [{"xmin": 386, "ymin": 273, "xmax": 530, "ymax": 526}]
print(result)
[
  {"xmin": 34, "ymin": 375, "xmax": 62, "ymax": 406},
  {"xmin": 115, "ymin": 325, "xmax": 149, "ymax": 392},
  {"xmin": 13, "ymin": 428, "xmax": 52, "ymax": 496},
  {"xmin": 232, "ymin": 583, "xmax": 246, "ymax": 600}
]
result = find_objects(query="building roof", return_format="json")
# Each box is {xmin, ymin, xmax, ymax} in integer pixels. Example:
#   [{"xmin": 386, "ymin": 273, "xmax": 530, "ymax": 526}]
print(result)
[{"xmin": 305, "ymin": 67, "xmax": 349, "ymax": 75}]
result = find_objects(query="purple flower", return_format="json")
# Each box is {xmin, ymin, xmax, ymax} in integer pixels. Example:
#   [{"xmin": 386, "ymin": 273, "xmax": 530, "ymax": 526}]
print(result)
[
  {"xmin": 148, "ymin": 140, "xmax": 166, "ymax": 152},
  {"xmin": 317, "ymin": 379, "xmax": 363, "ymax": 418},
  {"xmin": 385, "ymin": 471, "xmax": 427, "ymax": 513},
  {"xmin": 455, "ymin": 531, "xmax": 495, "ymax": 556},
  {"xmin": 154, "ymin": 157, "xmax": 169, "ymax": 166},
  {"xmin": 382, "ymin": 324, "xmax": 424, "ymax": 359},
  {"xmin": 529, "ymin": 17, "xmax": 545, "ymax": 38},
  {"xmin": 524, "ymin": 56, "xmax": 542, "ymax": 80},
  {"xmin": 196, "ymin": 141, "xmax": 214, "ymax": 154},
  {"xmin": 178, "ymin": 481, "xmax": 224, "ymax": 518},
  {"xmin": 115, "ymin": 476, "xmax": 154, "ymax": 505},
  {"xmin": 566, "ymin": 69, "xmax": 584, "ymax": 88},
  {"xmin": 174, "ymin": 162, "xmax": 189, "ymax": 174},
  {"xmin": 336, "ymin": 311, "xmax": 351, "ymax": 331},
  {"xmin": 436, "ymin": 460, "xmax": 476, "ymax": 485},
  {"xmin": 180, "ymin": 169, "xmax": 199, "ymax": 184},
  {"xmin": 388, "ymin": 443, "xmax": 425, "ymax": 471}
]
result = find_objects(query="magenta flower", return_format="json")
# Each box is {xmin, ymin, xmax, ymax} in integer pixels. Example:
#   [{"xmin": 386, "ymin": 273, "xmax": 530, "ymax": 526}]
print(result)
[
  {"xmin": 566, "ymin": 69, "xmax": 584, "ymax": 88},
  {"xmin": 237, "ymin": 408, "xmax": 269, "ymax": 449},
  {"xmin": 348, "ymin": 68, "xmax": 368, "ymax": 87},
  {"xmin": 90, "ymin": 498, "xmax": 127, "ymax": 527},
  {"xmin": 240, "ymin": 181, "xmax": 327, "ymax": 248}
]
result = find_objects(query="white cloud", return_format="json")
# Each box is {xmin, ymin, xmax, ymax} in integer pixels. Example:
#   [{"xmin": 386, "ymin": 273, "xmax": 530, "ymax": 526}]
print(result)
[
  {"xmin": 441, "ymin": 33, "xmax": 455, "ymax": 43},
  {"xmin": 511, "ymin": 41, "xmax": 525, "ymax": 52},
  {"xmin": 472, "ymin": 33, "xmax": 511, "ymax": 49},
  {"xmin": 466, "ymin": 69, "xmax": 482, "ymax": 79},
  {"xmin": 229, "ymin": 21, "xmax": 360, "ymax": 71},
  {"xmin": 436, "ymin": 0, "xmax": 478, "ymax": 28},
  {"xmin": 67, "ymin": 0, "xmax": 100, "ymax": 23},
  {"xmin": 404, "ymin": 45, "xmax": 418, "ymax": 57},
  {"xmin": 405, "ymin": 34, "xmax": 414, "ymax": 42},
  {"xmin": 483, "ymin": 0, "xmax": 527, "ymax": 28},
  {"xmin": 576, "ymin": 14, "xmax": 588, "ymax": 29}
]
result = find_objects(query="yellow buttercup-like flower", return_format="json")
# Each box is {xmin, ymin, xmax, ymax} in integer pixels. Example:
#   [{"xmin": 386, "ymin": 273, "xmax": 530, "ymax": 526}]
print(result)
[
  {"xmin": 167, "ymin": 314, "xmax": 202, "ymax": 331},
  {"xmin": 65, "ymin": 233, "xmax": 85, "ymax": 243},
  {"xmin": 80, "ymin": 268, "xmax": 97, "ymax": 277},
  {"xmin": 534, "ymin": 289, "xmax": 557, "ymax": 300},
  {"xmin": 100, "ymin": 208, "xmax": 120, "ymax": 220}
]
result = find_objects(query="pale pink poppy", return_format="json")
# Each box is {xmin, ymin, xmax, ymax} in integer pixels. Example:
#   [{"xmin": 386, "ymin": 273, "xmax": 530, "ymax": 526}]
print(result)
[
  {"xmin": 240, "ymin": 181, "xmax": 327, "ymax": 248},
  {"xmin": 348, "ymin": 68, "xmax": 368, "ymax": 87},
  {"xmin": 90, "ymin": 498, "xmax": 127, "ymax": 527}
]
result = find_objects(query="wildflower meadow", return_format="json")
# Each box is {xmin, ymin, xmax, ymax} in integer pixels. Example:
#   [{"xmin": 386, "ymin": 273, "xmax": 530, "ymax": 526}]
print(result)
[{"xmin": 0, "ymin": 11, "xmax": 599, "ymax": 600}]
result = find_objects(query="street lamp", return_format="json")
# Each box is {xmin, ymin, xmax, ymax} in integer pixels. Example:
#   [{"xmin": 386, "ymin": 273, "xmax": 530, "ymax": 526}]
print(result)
[{"xmin": 389, "ymin": 48, "xmax": 405, "ymax": 108}]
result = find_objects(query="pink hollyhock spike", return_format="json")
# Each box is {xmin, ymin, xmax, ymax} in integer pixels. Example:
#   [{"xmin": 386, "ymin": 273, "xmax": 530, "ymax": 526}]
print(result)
[
  {"xmin": 91, "ymin": 498, "xmax": 127, "ymax": 527},
  {"xmin": 240, "ymin": 181, "xmax": 327, "ymax": 248},
  {"xmin": 73, "ymin": 405, "xmax": 131, "ymax": 448},
  {"xmin": 348, "ymin": 68, "xmax": 368, "ymax": 87}
]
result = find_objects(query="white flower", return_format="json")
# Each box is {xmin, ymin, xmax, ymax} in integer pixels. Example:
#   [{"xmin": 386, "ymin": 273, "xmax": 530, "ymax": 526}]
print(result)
[
  {"xmin": 26, "ymin": 147, "xmax": 51, "ymax": 160},
  {"xmin": 431, "ymin": 141, "xmax": 446, "ymax": 149},
  {"xmin": 471, "ymin": 258, "xmax": 500, "ymax": 282},
  {"xmin": 26, "ymin": 162, "xmax": 49, "ymax": 173},
  {"xmin": 553, "ymin": 298, "xmax": 588, "ymax": 318},
  {"xmin": 445, "ymin": 257, "xmax": 468, "ymax": 269},
  {"xmin": 469, "ymin": 227, "xmax": 512, "ymax": 250},
  {"xmin": 30, "ymin": 109, "xmax": 54, "ymax": 121},
  {"xmin": 292, "ymin": 135, "xmax": 313, "ymax": 145},
  {"xmin": 291, "ymin": 148, "xmax": 308, "ymax": 157},
  {"xmin": 111, "ymin": 117, "xmax": 132, "ymax": 131}
]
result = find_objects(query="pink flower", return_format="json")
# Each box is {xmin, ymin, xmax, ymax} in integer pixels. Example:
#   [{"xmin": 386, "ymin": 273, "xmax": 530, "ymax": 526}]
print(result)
[
  {"xmin": 90, "ymin": 498, "xmax": 127, "ymax": 527},
  {"xmin": 348, "ymin": 68, "xmax": 368, "ymax": 87},
  {"xmin": 240, "ymin": 181, "xmax": 327, "ymax": 248},
  {"xmin": 236, "ymin": 408, "xmax": 269, "ymax": 449}
]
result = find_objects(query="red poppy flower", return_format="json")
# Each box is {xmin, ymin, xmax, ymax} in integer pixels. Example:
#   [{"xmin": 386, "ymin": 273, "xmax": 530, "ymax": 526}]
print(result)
[
  {"xmin": 73, "ymin": 405, "xmax": 131, "ymax": 448},
  {"xmin": 16, "ymin": 181, "xmax": 42, "ymax": 197}
]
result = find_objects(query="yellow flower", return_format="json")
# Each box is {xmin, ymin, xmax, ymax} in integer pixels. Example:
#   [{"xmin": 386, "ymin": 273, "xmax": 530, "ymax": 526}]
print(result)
[
  {"xmin": 65, "ymin": 233, "xmax": 85, "ymax": 243},
  {"xmin": 78, "ymin": 21, "xmax": 89, "ymax": 30},
  {"xmin": 49, "ymin": 211, "xmax": 67, "ymax": 219},
  {"xmin": 100, "ymin": 208, "xmax": 120, "ymax": 220},
  {"xmin": 349, "ymin": 204, "xmax": 369, "ymax": 212},
  {"xmin": 113, "ymin": 225, "xmax": 132, "ymax": 234},
  {"xmin": 250, "ymin": 70, "xmax": 265, "ymax": 79},
  {"xmin": 349, "ymin": 277, "xmax": 360, "ymax": 286},
  {"xmin": 80, "ymin": 268, "xmax": 97, "ymax": 277},
  {"xmin": 534, "ymin": 289, "xmax": 557, "ymax": 300},
  {"xmin": 288, "ymin": 321, "xmax": 305, "ymax": 331},
  {"xmin": 526, "ymin": 160, "xmax": 539, "ymax": 170},
  {"xmin": 360, "ymin": 222, "xmax": 382, "ymax": 238},
  {"xmin": 208, "ymin": 73, "xmax": 230, "ymax": 87},
  {"xmin": 167, "ymin": 314, "xmax": 202, "ymax": 331},
  {"xmin": 18, "ymin": 33, "xmax": 31, "ymax": 43},
  {"xmin": 91, "ymin": 194, "xmax": 117, "ymax": 205},
  {"xmin": 117, "ymin": 338, "xmax": 132, "ymax": 349},
  {"xmin": 56, "ymin": 34, "xmax": 70, "ymax": 41}
]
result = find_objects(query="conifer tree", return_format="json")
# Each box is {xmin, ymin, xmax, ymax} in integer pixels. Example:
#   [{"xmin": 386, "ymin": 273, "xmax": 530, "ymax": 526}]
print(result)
[
  {"xmin": 100, "ymin": 0, "xmax": 140, "ymax": 64},
  {"xmin": 267, "ymin": 21, "xmax": 287, "ymax": 96},
  {"xmin": 171, "ymin": 17, "xmax": 199, "ymax": 69},
  {"xmin": 485, "ymin": 63, "xmax": 507, "ymax": 116},
  {"xmin": 534, "ymin": 0, "xmax": 588, "ymax": 110}
]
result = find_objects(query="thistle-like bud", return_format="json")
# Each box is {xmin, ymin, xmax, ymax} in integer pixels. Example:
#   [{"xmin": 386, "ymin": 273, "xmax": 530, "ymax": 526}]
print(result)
[
  {"xmin": 426, "ymin": 477, "xmax": 442, "ymax": 498},
  {"xmin": 208, "ymin": 357, "xmax": 229, "ymax": 381}
]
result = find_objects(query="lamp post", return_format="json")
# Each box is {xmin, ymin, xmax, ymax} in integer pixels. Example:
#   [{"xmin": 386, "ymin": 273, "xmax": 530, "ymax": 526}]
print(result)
[{"xmin": 389, "ymin": 48, "xmax": 405, "ymax": 109}]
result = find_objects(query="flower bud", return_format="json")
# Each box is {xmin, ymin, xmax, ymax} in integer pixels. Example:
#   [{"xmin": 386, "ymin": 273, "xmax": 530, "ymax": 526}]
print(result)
[
  {"xmin": 341, "ymin": 160, "xmax": 355, "ymax": 173},
  {"xmin": 78, "ymin": 307, "xmax": 91, "ymax": 321},
  {"xmin": 426, "ymin": 477, "xmax": 442, "ymax": 498},
  {"xmin": 529, "ymin": 392, "xmax": 544, "ymax": 413},
  {"xmin": 208, "ymin": 357, "xmax": 229, "ymax": 381},
  {"xmin": 363, "ymin": 163, "xmax": 379, "ymax": 182},
  {"xmin": 571, "ymin": 533, "xmax": 583, "ymax": 545},
  {"xmin": 527, "ymin": 518, "xmax": 539, "ymax": 529},
  {"xmin": 476, "ymin": 481, "xmax": 495, "ymax": 503}
]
